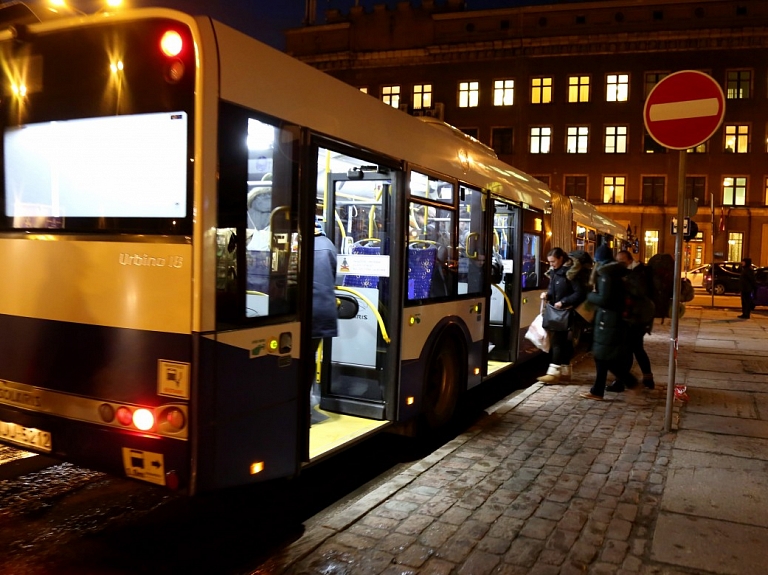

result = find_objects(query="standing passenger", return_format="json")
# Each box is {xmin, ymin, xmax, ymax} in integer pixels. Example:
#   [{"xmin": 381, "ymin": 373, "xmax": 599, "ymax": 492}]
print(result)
[
  {"xmin": 538, "ymin": 247, "xmax": 589, "ymax": 384},
  {"xmin": 614, "ymin": 249, "xmax": 655, "ymax": 390},
  {"xmin": 738, "ymin": 258, "xmax": 757, "ymax": 319},
  {"xmin": 311, "ymin": 218, "xmax": 338, "ymax": 424},
  {"xmin": 580, "ymin": 245, "xmax": 638, "ymax": 401}
]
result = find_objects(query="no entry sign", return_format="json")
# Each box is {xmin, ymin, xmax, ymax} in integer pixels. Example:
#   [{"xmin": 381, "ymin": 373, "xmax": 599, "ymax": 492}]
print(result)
[{"xmin": 644, "ymin": 70, "xmax": 726, "ymax": 150}]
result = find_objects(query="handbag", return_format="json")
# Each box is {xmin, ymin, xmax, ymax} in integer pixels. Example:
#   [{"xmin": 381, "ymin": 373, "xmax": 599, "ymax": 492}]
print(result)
[
  {"xmin": 524, "ymin": 312, "xmax": 550, "ymax": 352},
  {"xmin": 542, "ymin": 303, "xmax": 571, "ymax": 331}
]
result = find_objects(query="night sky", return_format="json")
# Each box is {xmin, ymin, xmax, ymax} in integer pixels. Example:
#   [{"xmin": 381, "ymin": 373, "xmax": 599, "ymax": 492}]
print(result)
[{"xmin": 1, "ymin": 0, "xmax": 566, "ymax": 49}]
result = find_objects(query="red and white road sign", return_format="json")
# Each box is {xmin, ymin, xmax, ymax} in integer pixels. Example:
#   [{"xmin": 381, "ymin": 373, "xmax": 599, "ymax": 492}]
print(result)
[{"xmin": 643, "ymin": 70, "xmax": 726, "ymax": 150}]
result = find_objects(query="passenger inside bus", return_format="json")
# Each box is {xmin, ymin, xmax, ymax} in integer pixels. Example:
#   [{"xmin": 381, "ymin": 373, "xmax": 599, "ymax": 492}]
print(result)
[{"xmin": 311, "ymin": 217, "xmax": 338, "ymax": 425}]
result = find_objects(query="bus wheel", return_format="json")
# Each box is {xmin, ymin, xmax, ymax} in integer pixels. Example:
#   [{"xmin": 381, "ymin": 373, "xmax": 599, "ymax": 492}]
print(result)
[{"xmin": 423, "ymin": 335, "xmax": 463, "ymax": 430}]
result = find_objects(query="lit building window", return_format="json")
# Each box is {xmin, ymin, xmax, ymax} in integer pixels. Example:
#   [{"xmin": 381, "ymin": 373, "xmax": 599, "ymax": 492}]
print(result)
[
  {"xmin": 723, "ymin": 176, "xmax": 747, "ymax": 206},
  {"xmin": 644, "ymin": 72, "xmax": 668, "ymax": 99},
  {"xmin": 531, "ymin": 77, "xmax": 552, "ymax": 104},
  {"xmin": 644, "ymin": 130, "xmax": 667, "ymax": 154},
  {"xmin": 359, "ymin": 87, "xmax": 368, "ymax": 94},
  {"xmin": 568, "ymin": 75, "xmax": 590, "ymax": 103},
  {"xmin": 687, "ymin": 141, "xmax": 707, "ymax": 154},
  {"xmin": 413, "ymin": 84, "xmax": 432, "ymax": 110},
  {"xmin": 726, "ymin": 70, "xmax": 751, "ymax": 99},
  {"xmin": 382, "ymin": 85, "xmax": 400, "ymax": 108},
  {"xmin": 565, "ymin": 176, "xmax": 587, "ymax": 199},
  {"xmin": 603, "ymin": 176, "xmax": 626, "ymax": 203},
  {"xmin": 566, "ymin": 126, "xmax": 589, "ymax": 153},
  {"xmin": 644, "ymin": 230, "xmax": 659, "ymax": 263},
  {"xmin": 728, "ymin": 232, "xmax": 744, "ymax": 262},
  {"xmin": 606, "ymin": 73, "xmax": 629, "ymax": 102},
  {"xmin": 530, "ymin": 126, "xmax": 551, "ymax": 154},
  {"xmin": 725, "ymin": 124, "xmax": 750, "ymax": 153},
  {"xmin": 459, "ymin": 81, "xmax": 479, "ymax": 108},
  {"xmin": 605, "ymin": 126, "xmax": 627, "ymax": 153},
  {"xmin": 493, "ymin": 79, "xmax": 514, "ymax": 106}
]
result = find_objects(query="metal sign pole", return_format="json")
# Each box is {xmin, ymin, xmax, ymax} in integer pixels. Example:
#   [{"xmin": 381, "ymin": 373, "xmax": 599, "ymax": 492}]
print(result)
[{"xmin": 665, "ymin": 150, "xmax": 687, "ymax": 432}]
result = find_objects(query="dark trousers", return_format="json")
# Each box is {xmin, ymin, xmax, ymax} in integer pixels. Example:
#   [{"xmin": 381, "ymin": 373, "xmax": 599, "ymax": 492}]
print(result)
[
  {"xmin": 626, "ymin": 324, "xmax": 652, "ymax": 377},
  {"xmin": 590, "ymin": 357, "xmax": 636, "ymax": 397},
  {"xmin": 550, "ymin": 329, "xmax": 573, "ymax": 366},
  {"xmin": 740, "ymin": 292, "xmax": 753, "ymax": 318}
]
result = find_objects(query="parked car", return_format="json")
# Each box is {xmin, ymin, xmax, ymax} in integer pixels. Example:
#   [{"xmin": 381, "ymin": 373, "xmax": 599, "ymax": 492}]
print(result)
[
  {"xmin": 703, "ymin": 262, "xmax": 756, "ymax": 295},
  {"xmin": 682, "ymin": 264, "xmax": 708, "ymax": 288}
]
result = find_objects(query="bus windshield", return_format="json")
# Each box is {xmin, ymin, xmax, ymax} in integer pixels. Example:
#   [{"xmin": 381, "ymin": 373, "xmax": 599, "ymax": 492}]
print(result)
[{"xmin": 0, "ymin": 18, "xmax": 195, "ymax": 234}]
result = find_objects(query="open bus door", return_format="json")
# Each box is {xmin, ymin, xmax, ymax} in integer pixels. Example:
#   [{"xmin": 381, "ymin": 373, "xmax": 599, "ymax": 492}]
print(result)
[
  {"xmin": 306, "ymin": 146, "xmax": 402, "ymax": 461},
  {"xmin": 487, "ymin": 199, "xmax": 522, "ymax": 364}
]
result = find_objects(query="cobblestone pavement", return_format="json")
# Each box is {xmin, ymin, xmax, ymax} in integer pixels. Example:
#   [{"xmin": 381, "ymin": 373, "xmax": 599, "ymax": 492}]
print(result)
[{"xmin": 256, "ymin": 307, "xmax": 768, "ymax": 575}]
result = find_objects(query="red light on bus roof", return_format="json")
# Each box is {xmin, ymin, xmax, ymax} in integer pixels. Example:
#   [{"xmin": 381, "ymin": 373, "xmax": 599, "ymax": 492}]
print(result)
[{"xmin": 160, "ymin": 30, "xmax": 183, "ymax": 57}]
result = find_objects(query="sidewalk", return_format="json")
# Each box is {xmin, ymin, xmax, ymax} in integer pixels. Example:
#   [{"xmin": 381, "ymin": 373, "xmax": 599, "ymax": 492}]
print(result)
[{"xmin": 257, "ymin": 305, "xmax": 768, "ymax": 575}]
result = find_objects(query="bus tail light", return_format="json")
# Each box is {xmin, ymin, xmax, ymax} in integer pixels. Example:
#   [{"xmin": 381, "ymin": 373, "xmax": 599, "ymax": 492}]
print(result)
[
  {"xmin": 160, "ymin": 30, "xmax": 186, "ymax": 84},
  {"xmin": 132, "ymin": 408, "xmax": 154, "ymax": 431},
  {"xmin": 116, "ymin": 406, "xmax": 133, "ymax": 426}
]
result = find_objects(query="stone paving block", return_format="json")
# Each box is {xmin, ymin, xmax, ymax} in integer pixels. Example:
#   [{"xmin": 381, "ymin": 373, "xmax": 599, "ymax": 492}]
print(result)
[
  {"xmin": 652, "ymin": 512, "xmax": 768, "ymax": 575},
  {"xmin": 418, "ymin": 521, "xmax": 459, "ymax": 548},
  {"xmin": 456, "ymin": 550, "xmax": 501, "ymax": 574},
  {"xmin": 504, "ymin": 535, "xmax": 545, "ymax": 567}
]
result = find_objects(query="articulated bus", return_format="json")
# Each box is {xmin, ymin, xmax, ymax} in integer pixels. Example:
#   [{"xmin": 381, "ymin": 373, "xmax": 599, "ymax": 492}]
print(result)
[{"xmin": 0, "ymin": 5, "xmax": 625, "ymax": 493}]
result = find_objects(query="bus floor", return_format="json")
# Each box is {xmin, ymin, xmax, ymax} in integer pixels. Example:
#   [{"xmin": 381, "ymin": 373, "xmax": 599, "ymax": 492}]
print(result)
[{"xmin": 308, "ymin": 407, "xmax": 389, "ymax": 460}]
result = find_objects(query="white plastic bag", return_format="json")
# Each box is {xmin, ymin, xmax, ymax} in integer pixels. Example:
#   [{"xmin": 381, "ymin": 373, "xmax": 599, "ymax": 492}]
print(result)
[{"xmin": 525, "ymin": 313, "xmax": 550, "ymax": 352}]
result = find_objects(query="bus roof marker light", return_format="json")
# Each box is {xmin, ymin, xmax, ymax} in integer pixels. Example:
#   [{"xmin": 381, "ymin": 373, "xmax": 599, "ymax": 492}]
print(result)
[
  {"xmin": 160, "ymin": 30, "xmax": 183, "ymax": 58},
  {"xmin": 250, "ymin": 461, "xmax": 265, "ymax": 475}
]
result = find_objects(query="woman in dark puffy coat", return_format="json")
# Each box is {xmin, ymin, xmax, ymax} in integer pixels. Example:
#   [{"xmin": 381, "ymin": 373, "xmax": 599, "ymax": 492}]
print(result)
[
  {"xmin": 538, "ymin": 247, "xmax": 590, "ymax": 384},
  {"xmin": 580, "ymin": 244, "xmax": 637, "ymax": 400}
]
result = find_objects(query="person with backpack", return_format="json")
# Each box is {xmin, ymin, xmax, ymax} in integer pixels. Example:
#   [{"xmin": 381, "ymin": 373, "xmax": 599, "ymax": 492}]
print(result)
[
  {"xmin": 614, "ymin": 250, "xmax": 655, "ymax": 390},
  {"xmin": 738, "ymin": 257, "xmax": 757, "ymax": 319},
  {"xmin": 580, "ymin": 244, "xmax": 638, "ymax": 401},
  {"xmin": 537, "ymin": 247, "xmax": 591, "ymax": 384}
]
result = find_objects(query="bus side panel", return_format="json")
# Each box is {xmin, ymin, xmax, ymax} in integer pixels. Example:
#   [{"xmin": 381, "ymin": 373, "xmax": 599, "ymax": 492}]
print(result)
[
  {"xmin": 195, "ymin": 326, "xmax": 300, "ymax": 491},
  {"xmin": 399, "ymin": 300, "xmax": 482, "ymax": 420}
]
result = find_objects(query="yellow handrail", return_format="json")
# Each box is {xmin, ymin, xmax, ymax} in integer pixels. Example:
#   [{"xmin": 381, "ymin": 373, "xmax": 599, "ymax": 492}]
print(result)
[
  {"xmin": 334, "ymin": 286, "xmax": 390, "ymax": 344},
  {"xmin": 492, "ymin": 283, "xmax": 514, "ymax": 315}
]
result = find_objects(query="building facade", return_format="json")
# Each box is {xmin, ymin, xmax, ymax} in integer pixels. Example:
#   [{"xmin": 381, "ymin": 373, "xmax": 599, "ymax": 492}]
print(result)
[{"xmin": 286, "ymin": 0, "xmax": 768, "ymax": 269}]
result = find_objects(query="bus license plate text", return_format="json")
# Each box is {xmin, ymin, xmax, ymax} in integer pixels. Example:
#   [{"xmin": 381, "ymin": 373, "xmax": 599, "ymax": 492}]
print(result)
[{"xmin": 0, "ymin": 420, "xmax": 52, "ymax": 453}]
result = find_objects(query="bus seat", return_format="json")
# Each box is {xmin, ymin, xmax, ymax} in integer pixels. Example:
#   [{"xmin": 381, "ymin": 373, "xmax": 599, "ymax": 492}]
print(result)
[
  {"xmin": 408, "ymin": 244, "xmax": 437, "ymax": 299},
  {"xmin": 342, "ymin": 241, "xmax": 380, "ymax": 289}
]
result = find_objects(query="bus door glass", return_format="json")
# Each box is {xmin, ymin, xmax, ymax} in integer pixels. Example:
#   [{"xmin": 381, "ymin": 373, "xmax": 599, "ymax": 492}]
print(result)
[
  {"xmin": 457, "ymin": 185, "xmax": 487, "ymax": 297},
  {"xmin": 488, "ymin": 200, "xmax": 520, "ymax": 362},
  {"xmin": 314, "ymin": 147, "xmax": 397, "ymax": 422},
  {"xmin": 213, "ymin": 103, "xmax": 302, "ymax": 486}
]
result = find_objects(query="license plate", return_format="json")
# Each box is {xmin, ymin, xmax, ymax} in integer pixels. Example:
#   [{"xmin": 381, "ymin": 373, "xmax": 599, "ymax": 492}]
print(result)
[{"xmin": 0, "ymin": 419, "xmax": 52, "ymax": 453}]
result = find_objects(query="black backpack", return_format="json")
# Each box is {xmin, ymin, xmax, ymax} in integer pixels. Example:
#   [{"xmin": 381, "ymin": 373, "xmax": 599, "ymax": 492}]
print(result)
[
  {"xmin": 622, "ymin": 265, "xmax": 656, "ymax": 326},
  {"xmin": 648, "ymin": 253, "xmax": 675, "ymax": 319}
]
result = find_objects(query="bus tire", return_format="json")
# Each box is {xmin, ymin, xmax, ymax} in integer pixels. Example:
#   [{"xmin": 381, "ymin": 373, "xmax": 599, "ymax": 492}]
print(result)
[{"xmin": 422, "ymin": 333, "xmax": 464, "ymax": 430}]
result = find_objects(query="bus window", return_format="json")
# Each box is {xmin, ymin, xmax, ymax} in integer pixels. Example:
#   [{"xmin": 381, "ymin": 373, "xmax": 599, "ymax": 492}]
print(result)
[
  {"xmin": 458, "ymin": 185, "xmax": 487, "ymax": 295},
  {"xmin": 408, "ymin": 199, "xmax": 456, "ymax": 299},
  {"xmin": 409, "ymin": 171, "xmax": 454, "ymax": 204},
  {"xmin": 217, "ymin": 103, "xmax": 300, "ymax": 323}
]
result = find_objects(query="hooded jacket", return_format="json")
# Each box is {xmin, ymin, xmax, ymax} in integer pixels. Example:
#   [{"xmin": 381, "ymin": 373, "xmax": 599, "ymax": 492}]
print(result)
[
  {"xmin": 587, "ymin": 260, "xmax": 628, "ymax": 360},
  {"xmin": 546, "ymin": 256, "xmax": 590, "ymax": 309}
]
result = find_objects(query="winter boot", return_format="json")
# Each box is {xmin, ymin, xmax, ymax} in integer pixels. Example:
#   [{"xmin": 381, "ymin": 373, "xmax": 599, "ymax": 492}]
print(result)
[
  {"xmin": 643, "ymin": 374, "xmax": 655, "ymax": 390},
  {"xmin": 559, "ymin": 364, "xmax": 572, "ymax": 382},
  {"xmin": 537, "ymin": 364, "xmax": 561, "ymax": 384}
]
